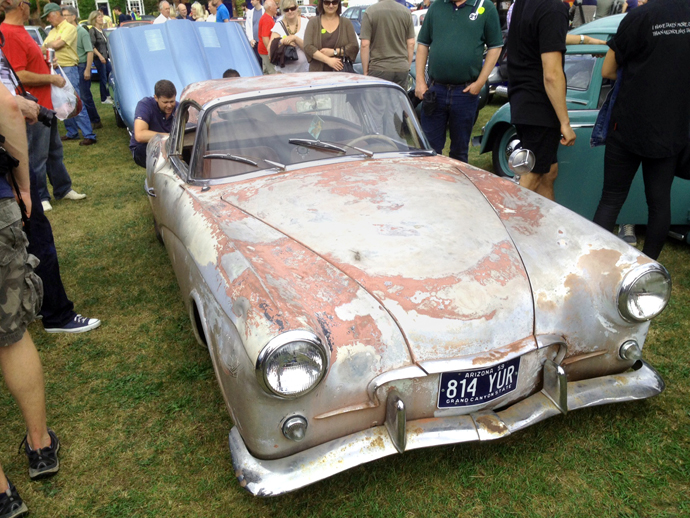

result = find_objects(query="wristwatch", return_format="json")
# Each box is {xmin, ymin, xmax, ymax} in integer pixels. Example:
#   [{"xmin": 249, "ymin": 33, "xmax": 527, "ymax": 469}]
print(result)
[
  {"xmin": 334, "ymin": 48, "xmax": 339, "ymax": 57},
  {"xmin": 580, "ymin": 34, "xmax": 585, "ymax": 44}
]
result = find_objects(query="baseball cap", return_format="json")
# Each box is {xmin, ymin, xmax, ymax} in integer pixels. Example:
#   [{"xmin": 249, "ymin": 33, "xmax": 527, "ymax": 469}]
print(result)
[{"xmin": 41, "ymin": 3, "xmax": 61, "ymax": 17}]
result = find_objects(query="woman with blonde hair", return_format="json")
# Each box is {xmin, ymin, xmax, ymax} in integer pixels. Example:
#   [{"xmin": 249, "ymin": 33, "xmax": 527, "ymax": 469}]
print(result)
[
  {"xmin": 191, "ymin": 1, "xmax": 206, "ymax": 20},
  {"xmin": 268, "ymin": 0, "xmax": 309, "ymax": 73},
  {"xmin": 88, "ymin": 10, "xmax": 112, "ymax": 103}
]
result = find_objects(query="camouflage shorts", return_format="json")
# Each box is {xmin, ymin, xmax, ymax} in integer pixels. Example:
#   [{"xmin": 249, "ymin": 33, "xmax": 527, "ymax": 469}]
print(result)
[{"xmin": 0, "ymin": 215, "xmax": 43, "ymax": 347}]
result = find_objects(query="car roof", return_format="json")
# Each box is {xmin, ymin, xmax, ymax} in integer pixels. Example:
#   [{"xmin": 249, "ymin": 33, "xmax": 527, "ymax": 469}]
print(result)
[{"xmin": 181, "ymin": 73, "xmax": 398, "ymax": 107}]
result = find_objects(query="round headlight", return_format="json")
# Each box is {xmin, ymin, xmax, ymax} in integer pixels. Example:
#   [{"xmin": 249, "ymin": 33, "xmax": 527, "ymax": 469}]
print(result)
[
  {"xmin": 618, "ymin": 264, "xmax": 671, "ymax": 322},
  {"xmin": 256, "ymin": 330, "xmax": 328, "ymax": 398}
]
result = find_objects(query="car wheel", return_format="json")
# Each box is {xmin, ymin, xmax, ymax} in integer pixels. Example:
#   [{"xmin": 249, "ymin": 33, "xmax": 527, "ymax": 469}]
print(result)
[
  {"xmin": 492, "ymin": 125, "xmax": 521, "ymax": 181},
  {"xmin": 114, "ymin": 106, "xmax": 126, "ymax": 129}
]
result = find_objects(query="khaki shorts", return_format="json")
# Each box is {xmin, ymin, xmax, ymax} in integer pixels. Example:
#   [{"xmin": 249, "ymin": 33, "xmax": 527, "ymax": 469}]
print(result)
[{"xmin": 0, "ymin": 214, "xmax": 43, "ymax": 347}]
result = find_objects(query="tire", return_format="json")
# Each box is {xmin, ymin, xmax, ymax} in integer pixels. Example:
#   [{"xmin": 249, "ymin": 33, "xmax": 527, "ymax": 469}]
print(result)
[
  {"xmin": 491, "ymin": 125, "xmax": 521, "ymax": 180},
  {"xmin": 114, "ymin": 106, "xmax": 126, "ymax": 128}
]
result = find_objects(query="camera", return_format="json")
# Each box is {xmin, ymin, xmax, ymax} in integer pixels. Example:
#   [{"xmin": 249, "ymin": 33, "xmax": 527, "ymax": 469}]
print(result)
[{"xmin": 21, "ymin": 92, "xmax": 56, "ymax": 128}]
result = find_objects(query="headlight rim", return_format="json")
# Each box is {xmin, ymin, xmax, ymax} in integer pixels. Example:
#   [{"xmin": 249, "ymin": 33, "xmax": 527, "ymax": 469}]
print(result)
[
  {"xmin": 617, "ymin": 263, "xmax": 671, "ymax": 323},
  {"xmin": 255, "ymin": 330, "xmax": 329, "ymax": 399}
]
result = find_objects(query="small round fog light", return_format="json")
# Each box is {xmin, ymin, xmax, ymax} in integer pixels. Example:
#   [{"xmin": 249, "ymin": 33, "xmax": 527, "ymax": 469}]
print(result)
[
  {"xmin": 282, "ymin": 416, "xmax": 308, "ymax": 442},
  {"xmin": 620, "ymin": 340, "xmax": 642, "ymax": 361}
]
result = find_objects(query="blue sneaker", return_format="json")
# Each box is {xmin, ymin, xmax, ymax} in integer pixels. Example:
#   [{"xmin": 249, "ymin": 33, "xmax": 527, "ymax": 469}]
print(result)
[
  {"xmin": 20, "ymin": 429, "xmax": 60, "ymax": 480},
  {"xmin": 0, "ymin": 480, "xmax": 28, "ymax": 518},
  {"xmin": 44, "ymin": 314, "xmax": 101, "ymax": 334}
]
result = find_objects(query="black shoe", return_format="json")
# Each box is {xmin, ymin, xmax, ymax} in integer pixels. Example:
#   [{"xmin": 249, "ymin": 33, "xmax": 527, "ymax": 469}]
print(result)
[
  {"xmin": 92, "ymin": 121, "xmax": 103, "ymax": 129},
  {"xmin": 0, "ymin": 480, "xmax": 28, "ymax": 518},
  {"xmin": 19, "ymin": 429, "xmax": 60, "ymax": 480}
]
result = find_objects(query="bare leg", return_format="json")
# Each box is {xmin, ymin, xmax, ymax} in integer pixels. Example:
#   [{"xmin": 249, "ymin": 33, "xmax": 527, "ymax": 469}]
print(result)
[
  {"xmin": 0, "ymin": 331, "xmax": 51, "ymax": 450},
  {"xmin": 0, "ymin": 463, "xmax": 7, "ymax": 492},
  {"xmin": 519, "ymin": 162, "xmax": 559, "ymax": 201}
]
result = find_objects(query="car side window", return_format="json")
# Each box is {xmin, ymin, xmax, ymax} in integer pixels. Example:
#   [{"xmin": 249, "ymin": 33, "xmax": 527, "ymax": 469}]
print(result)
[{"xmin": 174, "ymin": 103, "xmax": 201, "ymax": 171}]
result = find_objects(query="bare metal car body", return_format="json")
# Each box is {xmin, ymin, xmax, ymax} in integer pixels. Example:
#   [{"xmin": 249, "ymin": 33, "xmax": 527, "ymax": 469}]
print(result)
[{"xmin": 144, "ymin": 73, "xmax": 669, "ymax": 496}]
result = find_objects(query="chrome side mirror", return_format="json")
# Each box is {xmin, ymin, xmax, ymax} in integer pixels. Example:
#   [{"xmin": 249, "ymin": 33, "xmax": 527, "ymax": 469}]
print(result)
[{"xmin": 508, "ymin": 148, "xmax": 535, "ymax": 179}]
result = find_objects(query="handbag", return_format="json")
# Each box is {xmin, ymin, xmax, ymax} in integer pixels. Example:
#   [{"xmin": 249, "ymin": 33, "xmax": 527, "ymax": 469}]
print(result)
[
  {"xmin": 50, "ymin": 65, "xmax": 82, "ymax": 120},
  {"xmin": 342, "ymin": 56, "xmax": 355, "ymax": 74},
  {"xmin": 590, "ymin": 69, "xmax": 622, "ymax": 148},
  {"xmin": 269, "ymin": 22, "xmax": 299, "ymax": 68}
]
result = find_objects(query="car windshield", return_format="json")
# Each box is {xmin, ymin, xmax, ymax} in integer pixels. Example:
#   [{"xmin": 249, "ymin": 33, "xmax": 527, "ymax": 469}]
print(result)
[
  {"xmin": 195, "ymin": 85, "xmax": 428, "ymax": 180},
  {"xmin": 565, "ymin": 55, "xmax": 596, "ymax": 91}
]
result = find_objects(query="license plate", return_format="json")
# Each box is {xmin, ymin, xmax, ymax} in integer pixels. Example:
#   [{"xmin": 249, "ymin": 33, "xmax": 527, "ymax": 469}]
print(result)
[{"xmin": 438, "ymin": 357, "xmax": 521, "ymax": 408}]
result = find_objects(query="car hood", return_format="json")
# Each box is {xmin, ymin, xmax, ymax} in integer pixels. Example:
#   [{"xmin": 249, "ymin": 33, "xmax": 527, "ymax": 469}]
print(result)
[{"xmin": 220, "ymin": 157, "xmax": 534, "ymax": 364}]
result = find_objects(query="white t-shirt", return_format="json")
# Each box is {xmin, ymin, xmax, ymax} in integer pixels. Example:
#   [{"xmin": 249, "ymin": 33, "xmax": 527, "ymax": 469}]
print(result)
[
  {"xmin": 270, "ymin": 17, "xmax": 309, "ymax": 74},
  {"xmin": 153, "ymin": 13, "xmax": 169, "ymax": 23}
]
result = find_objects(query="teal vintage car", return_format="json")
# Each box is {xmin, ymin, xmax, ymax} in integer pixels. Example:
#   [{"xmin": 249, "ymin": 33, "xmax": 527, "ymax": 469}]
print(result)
[{"xmin": 477, "ymin": 15, "xmax": 690, "ymax": 241}]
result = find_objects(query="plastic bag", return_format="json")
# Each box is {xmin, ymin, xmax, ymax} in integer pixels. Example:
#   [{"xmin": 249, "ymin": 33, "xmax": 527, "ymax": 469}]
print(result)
[{"xmin": 50, "ymin": 65, "xmax": 82, "ymax": 120}]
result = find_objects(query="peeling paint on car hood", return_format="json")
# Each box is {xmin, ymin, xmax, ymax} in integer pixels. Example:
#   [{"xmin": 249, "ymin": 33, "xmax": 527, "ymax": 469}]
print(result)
[{"xmin": 220, "ymin": 156, "xmax": 534, "ymax": 363}]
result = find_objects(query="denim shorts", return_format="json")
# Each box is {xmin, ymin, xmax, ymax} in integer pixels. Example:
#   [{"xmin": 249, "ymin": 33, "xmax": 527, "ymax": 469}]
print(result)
[{"xmin": 0, "ymin": 200, "xmax": 43, "ymax": 347}]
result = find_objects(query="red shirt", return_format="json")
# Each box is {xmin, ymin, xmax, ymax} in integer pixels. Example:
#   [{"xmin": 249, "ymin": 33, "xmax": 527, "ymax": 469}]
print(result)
[
  {"xmin": 0, "ymin": 22, "xmax": 53, "ymax": 109},
  {"xmin": 257, "ymin": 13, "xmax": 275, "ymax": 56}
]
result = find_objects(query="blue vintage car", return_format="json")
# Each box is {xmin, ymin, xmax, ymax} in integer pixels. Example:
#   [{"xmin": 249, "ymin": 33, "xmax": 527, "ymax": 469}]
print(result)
[
  {"xmin": 477, "ymin": 15, "xmax": 690, "ymax": 241},
  {"xmin": 108, "ymin": 19, "xmax": 262, "ymax": 130}
]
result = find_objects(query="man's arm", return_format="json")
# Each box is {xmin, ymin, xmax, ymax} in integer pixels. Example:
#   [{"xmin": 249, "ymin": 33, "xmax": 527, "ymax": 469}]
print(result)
[
  {"xmin": 44, "ymin": 36, "xmax": 66, "ymax": 50},
  {"xmin": 601, "ymin": 48, "xmax": 618, "ymax": 80},
  {"xmin": 407, "ymin": 38, "xmax": 415, "ymax": 66},
  {"xmin": 360, "ymin": 40, "xmax": 370, "ymax": 75},
  {"xmin": 414, "ymin": 43, "xmax": 429, "ymax": 99},
  {"xmin": 84, "ymin": 51, "xmax": 94, "ymax": 80},
  {"xmin": 0, "ymin": 83, "xmax": 32, "ymax": 216},
  {"xmin": 464, "ymin": 46, "xmax": 501, "ymax": 95},
  {"xmin": 541, "ymin": 51, "xmax": 575, "ymax": 146},
  {"xmin": 134, "ymin": 118, "xmax": 168, "ymax": 144},
  {"xmin": 15, "ymin": 70, "xmax": 66, "ymax": 88}
]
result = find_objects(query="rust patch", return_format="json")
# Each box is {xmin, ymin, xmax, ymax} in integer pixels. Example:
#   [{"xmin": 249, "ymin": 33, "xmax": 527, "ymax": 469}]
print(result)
[{"xmin": 474, "ymin": 414, "xmax": 508, "ymax": 435}]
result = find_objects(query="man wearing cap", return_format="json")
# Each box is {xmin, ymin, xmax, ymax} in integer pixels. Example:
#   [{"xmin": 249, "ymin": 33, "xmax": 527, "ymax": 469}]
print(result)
[
  {"xmin": 41, "ymin": 2, "xmax": 97, "ymax": 146},
  {"xmin": 414, "ymin": 0, "xmax": 503, "ymax": 163}
]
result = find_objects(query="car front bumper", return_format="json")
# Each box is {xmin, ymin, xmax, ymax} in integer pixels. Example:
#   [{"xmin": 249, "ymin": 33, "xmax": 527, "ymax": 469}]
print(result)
[{"xmin": 229, "ymin": 360, "xmax": 664, "ymax": 497}]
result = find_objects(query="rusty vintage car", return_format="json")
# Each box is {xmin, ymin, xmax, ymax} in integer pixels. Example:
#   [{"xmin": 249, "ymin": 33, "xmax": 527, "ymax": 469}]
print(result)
[{"xmin": 144, "ymin": 73, "xmax": 671, "ymax": 496}]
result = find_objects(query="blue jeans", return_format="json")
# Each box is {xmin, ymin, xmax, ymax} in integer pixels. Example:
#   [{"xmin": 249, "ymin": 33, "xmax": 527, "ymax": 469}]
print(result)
[
  {"xmin": 93, "ymin": 59, "xmax": 111, "ymax": 102},
  {"xmin": 26, "ymin": 118, "xmax": 73, "ymax": 202},
  {"xmin": 77, "ymin": 63, "xmax": 100, "ymax": 124},
  {"xmin": 62, "ymin": 66, "xmax": 97, "ymax": 140},
  {"xmin": 421, "ymin": 83, "xmax": 479, "ymax": 163}
]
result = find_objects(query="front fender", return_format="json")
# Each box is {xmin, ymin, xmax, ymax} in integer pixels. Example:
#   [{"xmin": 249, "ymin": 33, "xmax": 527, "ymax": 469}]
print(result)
[{"xmin": 479, "ymin": 102, "xmax": 512, "ymax": 154}]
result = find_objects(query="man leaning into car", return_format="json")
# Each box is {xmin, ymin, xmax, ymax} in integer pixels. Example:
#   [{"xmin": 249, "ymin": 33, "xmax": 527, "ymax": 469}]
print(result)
[{"xmin": 130, "ymin": 80, "xmax": 179, "ymax": 168}]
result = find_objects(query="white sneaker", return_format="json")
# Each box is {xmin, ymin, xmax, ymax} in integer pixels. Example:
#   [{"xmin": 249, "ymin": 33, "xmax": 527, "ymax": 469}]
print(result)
[
  {"xmin": 62, "ymin": 189, "xmax": 86, "ymax": 200},
  {"xmin": 102, "ymin": 97, "xmax": 114, "ymax": 104},
  {"xmin": 42, "ymin": 200, "xmax": 53, "ymax": 212}
]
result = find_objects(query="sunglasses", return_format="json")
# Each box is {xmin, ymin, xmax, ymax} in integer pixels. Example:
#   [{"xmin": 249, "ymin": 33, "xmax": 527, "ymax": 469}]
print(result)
[
  {"xmin": 21, "ymin": 1, "xmax": 30, "ymax": 7},
  {"xmin": 283, "ymin": 5, "xmax": 297, "ymax": 11},
  {"xmin": 323, "ymin": 0, "xmax": 339, "ymax": 5}
]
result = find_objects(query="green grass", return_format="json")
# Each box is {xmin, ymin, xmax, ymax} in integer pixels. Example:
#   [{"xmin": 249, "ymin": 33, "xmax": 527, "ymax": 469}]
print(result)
[{"xmin": 0, "ymin": 90, "xmax": 688, "ymax": 517}]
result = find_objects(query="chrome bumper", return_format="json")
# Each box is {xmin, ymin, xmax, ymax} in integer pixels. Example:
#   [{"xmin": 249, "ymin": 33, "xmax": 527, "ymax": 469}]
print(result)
[{"xmin": 229, "ymin": 360, "xmax": 664, "ymax": 497}]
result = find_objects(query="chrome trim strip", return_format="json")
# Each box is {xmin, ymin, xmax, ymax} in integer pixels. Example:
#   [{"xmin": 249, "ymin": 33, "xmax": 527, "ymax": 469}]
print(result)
[
  {"xmin": 418, "ymin": 337, "xmax": 537, "ymax": 375},
  {"xmin": 144, "ymin": 179, "xmax": 155, "ymax": 198},
  {"xmin": 570, "ymin": 124, "xmax": 595, "ymax": 129},
  {"xmin": 230, "ymin": 360, "xmax": 664, "ymax": 496},
  {"xmin": 366, "ymin": 365, "xmax": 427, "ymax": 404}
]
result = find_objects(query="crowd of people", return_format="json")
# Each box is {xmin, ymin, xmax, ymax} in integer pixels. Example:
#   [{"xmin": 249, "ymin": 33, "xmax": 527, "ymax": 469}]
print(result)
[{"xmin": 0, "ymin": 0, "xmax": 689, "ymax": 514}]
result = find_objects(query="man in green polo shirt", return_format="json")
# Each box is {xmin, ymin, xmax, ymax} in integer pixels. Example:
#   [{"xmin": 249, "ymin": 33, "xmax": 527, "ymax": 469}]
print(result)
[{"xmin": 415, "ymin": 0, "xmax": 502, "ymax": 163}]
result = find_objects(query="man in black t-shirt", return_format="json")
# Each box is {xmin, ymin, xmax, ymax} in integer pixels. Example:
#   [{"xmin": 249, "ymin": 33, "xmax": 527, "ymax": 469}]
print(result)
[
  {"xmin": 592, "ymin": 0, "xmax": 690, "ymax": 260},
  {"xmin": 506, "ymin": 0, "xmax": 575, "ymax": 201}
]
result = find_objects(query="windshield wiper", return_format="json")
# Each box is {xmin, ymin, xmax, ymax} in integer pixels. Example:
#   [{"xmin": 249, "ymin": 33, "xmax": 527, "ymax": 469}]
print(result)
[
  {"xmin": 289, "ymin": 138, "xmax": 347, "ymax": 154},
  {"xmin": 204, "ymin": 154, "xmax": 286, "ymax": 171},
  {"xmin": 204, "ymin": 153, "xmax": 258, "ymax": 166},
  {"xmin": 288, "ymin": 138, "xmax": 375, "ymax": 158},
  {"xmin": 401, "ymin": 149, "xmax": 436, "ymax": 156}
]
